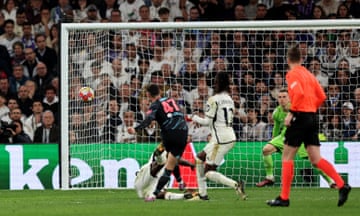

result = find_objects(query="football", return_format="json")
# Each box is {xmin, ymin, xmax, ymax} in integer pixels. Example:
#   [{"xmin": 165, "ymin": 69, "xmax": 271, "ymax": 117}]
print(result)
[{"xmin": 79, "ymin": 86, "xmax": 94, "ymax": 102}]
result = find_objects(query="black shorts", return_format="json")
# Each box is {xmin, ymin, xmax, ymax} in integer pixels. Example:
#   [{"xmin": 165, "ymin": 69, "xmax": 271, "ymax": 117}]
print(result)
[
  {"xmin": 161, "ymin": 129, "xmax": 188, "ymax": 158},
  {"xmin": 284, "ymin": 112, "xmax": 320, "ymax": 148}
]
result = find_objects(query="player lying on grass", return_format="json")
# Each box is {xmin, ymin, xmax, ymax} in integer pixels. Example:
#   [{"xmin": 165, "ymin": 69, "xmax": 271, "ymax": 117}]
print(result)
[
  {"xmin": 134, "ymin": 143, "xmax": 197, "ymax": 200},
  {"xmin": 256, "ymin": 89, "xmax": 335, "ymax": 188},
  {"xmin": 188, "ymin": 72, "xmax": 247, "ymax": 200}
]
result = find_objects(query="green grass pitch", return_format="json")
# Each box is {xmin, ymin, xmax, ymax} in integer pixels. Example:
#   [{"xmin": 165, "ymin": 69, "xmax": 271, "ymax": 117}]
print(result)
[{"xmin": 0, "ymin": 188, "xmax": 358, "ymax": 216}]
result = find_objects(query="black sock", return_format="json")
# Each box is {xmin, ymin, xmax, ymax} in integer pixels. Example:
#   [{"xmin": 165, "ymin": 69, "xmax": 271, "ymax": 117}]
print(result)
[
  {"xmin": 154, "ymin": 169, "xmax": 172, "ymax": 196},
  {"xmin": 173, "ymin": 165, "xmax": 182, "ymax": 183}
]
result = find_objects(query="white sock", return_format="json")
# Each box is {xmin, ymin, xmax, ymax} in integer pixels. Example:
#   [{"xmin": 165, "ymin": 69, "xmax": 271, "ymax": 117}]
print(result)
[
  {"xmin": 196, "ymin": 158, "xmax": 207, "ymax": 197},
  {"xmin": 164, "ymin": 192, "xmax": 184, "ymax": 200},
  {"xmin": 205, "ymin": 170, "xmax": 237, "ymax": 188}
]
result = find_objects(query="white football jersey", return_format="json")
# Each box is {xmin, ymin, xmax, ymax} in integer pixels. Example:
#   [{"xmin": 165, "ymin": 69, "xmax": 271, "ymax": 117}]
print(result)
[{"xmin": 205, "ymin": 92, "xmax": 236, "ymax": 144}]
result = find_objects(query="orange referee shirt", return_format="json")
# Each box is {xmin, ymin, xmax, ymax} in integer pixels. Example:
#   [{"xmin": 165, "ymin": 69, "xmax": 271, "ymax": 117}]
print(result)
[{"xmin": 286, "ymin": 65, "xmax": 326, "ymax": 113}]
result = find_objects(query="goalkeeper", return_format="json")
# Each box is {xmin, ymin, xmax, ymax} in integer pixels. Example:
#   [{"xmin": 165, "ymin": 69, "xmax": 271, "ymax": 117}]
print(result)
[
  {"xmin": 256, "ymin": 89, "xmax": 335, "ymax": 188},
  {"xmin": 134, "ymin": 143, "xmax": 197, "ymax": 200}
]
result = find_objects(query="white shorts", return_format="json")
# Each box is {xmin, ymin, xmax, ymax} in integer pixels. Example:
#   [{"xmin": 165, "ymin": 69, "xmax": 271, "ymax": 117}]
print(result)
[
  {"xmin": 134, "ymin": 162, "xmax": 165, "ymax": 198},
  {"xmin": 203, "ymin": 140, "xmax": 235, "ymax": 166}
]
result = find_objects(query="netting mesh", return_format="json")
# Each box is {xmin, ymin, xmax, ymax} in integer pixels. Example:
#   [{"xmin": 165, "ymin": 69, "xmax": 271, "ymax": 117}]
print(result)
[{"xmin": 65, "ymin": 23, "xmax": 360, "ymax": 188}]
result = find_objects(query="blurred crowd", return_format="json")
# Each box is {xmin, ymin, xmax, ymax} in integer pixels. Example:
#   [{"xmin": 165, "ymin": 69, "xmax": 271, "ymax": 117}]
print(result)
[{"xmin": 0, "ymin": 0, "xmax": 359, "ymax": 144}]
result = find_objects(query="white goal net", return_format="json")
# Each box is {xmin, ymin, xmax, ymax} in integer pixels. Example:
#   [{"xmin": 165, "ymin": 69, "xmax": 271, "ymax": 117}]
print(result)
[{"xmin": 61, "ymin": 20, "xmax": 360, "ymax": 189}]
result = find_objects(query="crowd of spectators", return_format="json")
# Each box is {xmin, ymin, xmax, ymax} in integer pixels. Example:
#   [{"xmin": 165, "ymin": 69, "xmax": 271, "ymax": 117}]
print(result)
[{"xmin": 0, "ymin": 0, "xmax": 359, "ymax": 144}]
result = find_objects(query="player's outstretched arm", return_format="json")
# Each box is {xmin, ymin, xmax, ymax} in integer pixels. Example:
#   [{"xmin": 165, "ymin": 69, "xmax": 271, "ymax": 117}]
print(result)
[
  {"xmin": 191, "ymin": 115, "xmax": 211, "ymax": 126},
  {"xmin": 179, "ymin": 158, "xmax": 195, "ymax": 170}
]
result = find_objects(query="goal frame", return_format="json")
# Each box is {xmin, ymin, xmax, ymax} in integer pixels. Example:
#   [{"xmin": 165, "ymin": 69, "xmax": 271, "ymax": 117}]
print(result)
[{"xmin": 60, "ymin": 19, "xmax": 360, "ymax": 189}]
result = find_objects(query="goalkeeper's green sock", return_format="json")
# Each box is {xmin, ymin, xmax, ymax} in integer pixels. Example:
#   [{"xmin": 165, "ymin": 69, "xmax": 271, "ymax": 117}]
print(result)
[{"xmin": 263, "ymin": 155, "xmax": 274, "ymax": 180}]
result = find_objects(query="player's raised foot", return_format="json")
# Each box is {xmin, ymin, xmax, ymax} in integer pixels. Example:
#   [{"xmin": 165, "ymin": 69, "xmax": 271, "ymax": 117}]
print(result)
[
  {"xmin": 338, "ymin": 184, "xmax": 351, "ymax": 207},
  {"xmin": 235, "ymin": 180, "xmax": 247, "ymax": 200},
  {"xmin": 256, "ymin": 178, "xmax": 274, "ymax": 187},
  {"xmin": 266, "ymin": 196, "xmax": 289, "ymax": 207},
  {"xmin": 144, "ymin": 194, "xmax": 156, "ymax": 202},
  {"xmin": 178, "ymin": 182, "xmax": 186, "ymax": 191}
]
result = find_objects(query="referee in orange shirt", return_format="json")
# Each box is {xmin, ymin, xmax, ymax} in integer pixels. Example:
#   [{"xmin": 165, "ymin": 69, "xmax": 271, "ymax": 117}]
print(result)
[{"xmin": 267, "ymin": 45, "xmax": 351, "ymax": 207}]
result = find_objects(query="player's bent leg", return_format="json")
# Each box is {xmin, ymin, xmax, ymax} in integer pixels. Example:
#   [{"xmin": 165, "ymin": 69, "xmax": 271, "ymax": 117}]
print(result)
[
  {"xmin": 204, "ymin": 164, "xmax": 247, "ymax": 200},
  {"xmin": 257, "ymin": 143, "xmax": 277, "ymax": 187}
]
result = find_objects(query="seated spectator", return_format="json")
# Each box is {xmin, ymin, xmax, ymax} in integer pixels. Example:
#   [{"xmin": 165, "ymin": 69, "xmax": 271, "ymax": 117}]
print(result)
[
  {"xmin": 1, "ymin": 106, "xmax": 25, "ymax": 124},
  {"xmin": 340, "ymin": 101, "xmax": 357, "ymax": 140},
  {"xmin": 17, "ymin": 85, "xmax": 33, "ymax": 117},
  {"xmin": 254, "ymin": 3, "xmax": 268, "ymax": 20},
  {"xmin": 72, "ymin": 0, "xmax": 89, "ymax": 22},
  {"xmin": 0, "ymin": 75, "xmax": 16, "ymax": 100},
  {"xmin": 21, "ymin": 47, "xmax": 39, "ymax": 78},
  {"xmin": 316, "ymin": 37, "xmax": 339, "ymax": 75},
  {"xmin": 137, "ymin": 34, "xmax": 153, "ymax": 61},
  {"xmin": 234, "ymin": 4, "xmax": 248, "ymax": 21},
  {"xmin": 106, "ymin": 99, "xmax": 122, "ymax": 142},
  {"xmin": 49, "ymin": 24, "xmax": 59, "ymax": 55},
  {"xmin": 35, "ymin": 33, "xmax": 58, "ymax": 75},
  {"xmin": 308, "ymin": 57, "xmax": 328, "ymax": 89},
  {"xmin": 189, "ymin": 74, "xmax": 212, "ymax": 105},
  {"xmin": 42, "ymin": 85, "xmax": 59, "ymax": 121},
  {"xmin": 33, "ymin": 7, "xmax": 53, "ymax": 38},
  {"xmin": 148, "ymin": 45, "xmax": 165, "ymax": 73},
  {"xmin": 33, "ymin": 62, "xmax": 53, "ymax": 96},
  {"xmin": 0, "ymin": 19, "xmax": 21, "ymax": 57},
  {"xmin": 138, "ymin": 4, "xmax": 151, "ymax": 22},
  {"xmin": 80, "ymin": 4, "xmax": 101, "ymax": 23},
  {"xmin": 325, "ymin": 82, "xmax": 343, "ymax": 115},
  {"xmin": 333, "ymin": 68, "xmax": 355, "ymax": 101},
  {"xmin": 11, "ymin": 41, "xmax": 25, "ymax": 66},
  {"xmin": 323, "ymin": 111, "xmax": 342, "ymax": 141},
  {"xmin": 23, "ymin": 99, "xmax": 43, "ymax": 141},
  {"xmin": 121, "ymin": 43, "xmax": 139, "ymax": 77},
  {"xmin": 116, "ymin": 110, "xmax": 138, "ymax": 143},
  {"xmin": 50, "ymin": 0, "xmax": 73, "ymax": 24},
  {"xmin": 1, "ymin": 0, "xmax": 18, "ymax": 22},
  {"xmin": 9, "ymin": 64, "xmax": 28, "ymax": 95},
  {"xmin": 13, "ymin": 7, "xmax": 27, "ymax": 37},
  {"xmin": 158, "ymin": 7, "xmax": 170, "ymax": 22},
  {"xmin": 336, "ymin": 3, "xmax": 351, "ymax": 18},
  {"xmin": 24, "ymin": 79, "xmax": 40, "ymax": 100},
  {"xmin": 33, "ymin": 110, "xmax": 59, "ymax": 143},
  {"xmin": 21, "ymin": 22, "xmax": 36, "ymax": 49},
  {"xmin": 118, "ymin": 83, "xmax": 139, "ymax": 119},
  {"xmin": 270, "ymin": 72, "xmax": 285, "ymax": 100},
  {"xmin": 241, "ymin": 107, "xmax": 267, "ymax": 141}
]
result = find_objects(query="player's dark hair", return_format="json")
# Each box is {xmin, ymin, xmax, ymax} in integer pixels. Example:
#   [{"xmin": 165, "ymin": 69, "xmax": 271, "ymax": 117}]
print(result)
[
  {"xmin": 214, "ymin": 72, "xmax": 230, "ymax": 94},
  {"xmin": 287, "ymin": 44, "xmax": 301, "ymax": 63},
  {"xmin": 279, "ymin": 88, "xmax": 288, "ymax": 93},
  {"xmin": 146, "ymin": 84, "xmax": 160, "ymax": 97}
]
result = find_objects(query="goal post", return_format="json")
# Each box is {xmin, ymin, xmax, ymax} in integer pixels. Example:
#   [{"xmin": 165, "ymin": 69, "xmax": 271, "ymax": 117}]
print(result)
[{"xmin": 61, "ymin": 20, "xmax": 360, "ymax": 190}]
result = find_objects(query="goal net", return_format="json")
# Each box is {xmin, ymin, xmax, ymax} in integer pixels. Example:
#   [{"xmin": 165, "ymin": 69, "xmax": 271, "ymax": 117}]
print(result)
[{"xmin": 61, "ymin": 20, "xmax": 360, "ymax": 189}]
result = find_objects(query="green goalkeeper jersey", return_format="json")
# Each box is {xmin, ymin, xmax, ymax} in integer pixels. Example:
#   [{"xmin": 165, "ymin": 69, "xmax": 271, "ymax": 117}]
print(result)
[{"xmin": 272, "ymin": 105, "xmax": 288, "ymax": 137}]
